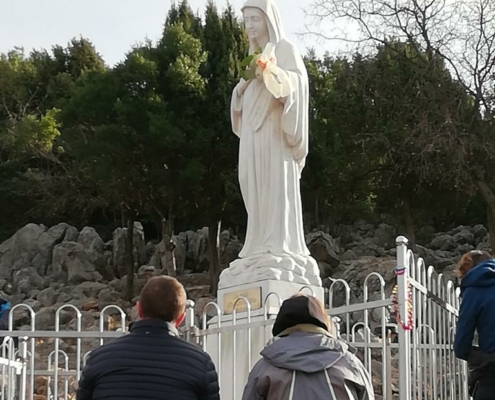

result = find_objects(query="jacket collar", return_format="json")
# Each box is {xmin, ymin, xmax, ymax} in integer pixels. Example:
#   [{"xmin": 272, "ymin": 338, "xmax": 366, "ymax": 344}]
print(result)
[
  {"xmin": 129, "ymin": 319, "xmax": 179, "ymax": 337},
  {"xmin": 277, "ymin": 323, "xmax": 332, "ymax": 338},
  {"xmin": 273, "ymin": 323, "xmax": 358, "ymax": 355}
]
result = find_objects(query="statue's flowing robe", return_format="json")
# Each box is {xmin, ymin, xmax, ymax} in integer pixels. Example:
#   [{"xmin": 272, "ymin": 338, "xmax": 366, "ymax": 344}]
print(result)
[{"xmin": 231, "ymin": 30, "xmax": 311, "ymax": 261}]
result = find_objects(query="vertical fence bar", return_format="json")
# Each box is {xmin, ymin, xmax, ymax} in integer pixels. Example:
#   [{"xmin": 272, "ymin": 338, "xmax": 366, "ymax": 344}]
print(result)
[
  {"xmin": 9, "ymin": 304, "xmax": 35, "ymax": 400},
  {"xmin": 385, "ymin": 328, "xmax": 393, "ymax": 400},
  {"xmin": 396, "ymin": 236, "xmax": 411, "ymax": 400},
  {"xmin": 232, "ymin": 297, "xmax": 252, "ymax": 400},
  {"xmin": 18, "ymin": 337, "xmax": 28, "ymax": 400},
  {"xmin": 202, "ymin": 302, "xmax": 222, "ymax": 390}
]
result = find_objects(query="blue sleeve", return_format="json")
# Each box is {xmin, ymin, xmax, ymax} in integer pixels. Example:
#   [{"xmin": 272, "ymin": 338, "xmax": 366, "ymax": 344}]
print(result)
[
  {"xmin": 0, "ymin": 308, "xmax": 10, "ymax": 330},
  {"xmin": 76, "ymin": 352, "xmax": 95, "ymax": 400},
  {"xmin": 454, "ymin": 287, "xmax": 478, "ymax": 361},
  {"xmin": 199, "ymin": 356, "xmax": 220, "ymax": 400}
]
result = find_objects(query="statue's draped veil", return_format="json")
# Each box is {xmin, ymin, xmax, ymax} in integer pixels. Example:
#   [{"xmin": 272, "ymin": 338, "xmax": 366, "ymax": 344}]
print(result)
[
  {"xmin": 242, "ymin": 0, "xmax": 286, "ymax": 52},
  {"xmin": 239, "ymin": 0, "xmax": 310, "ymax": 172}
]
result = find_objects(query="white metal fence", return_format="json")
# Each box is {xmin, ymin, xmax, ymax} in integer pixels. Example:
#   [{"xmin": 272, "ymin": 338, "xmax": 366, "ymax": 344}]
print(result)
[
  {"xmin": 395, "ymin": 236, "xmax": 469, "ymax": 400},
  {"xmin": 0, "ymin": 236, "xmax": 468, "ymax": 399}
]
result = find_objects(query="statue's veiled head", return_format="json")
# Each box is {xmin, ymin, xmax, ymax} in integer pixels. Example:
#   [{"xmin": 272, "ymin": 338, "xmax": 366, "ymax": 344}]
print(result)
[
  {"xmin": 243, "ymin": 7, "xmax": 269, "ymax": 45},
  {"xmin": 242, "ymin": 0, "xmax": 286, "ymax": 52}
]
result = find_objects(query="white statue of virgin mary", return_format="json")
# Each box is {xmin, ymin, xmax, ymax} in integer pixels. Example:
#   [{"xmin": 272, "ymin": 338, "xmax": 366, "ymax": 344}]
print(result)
[{"xmin": 218, "ymin": 0, "xmax": 322, "ymax": 289}]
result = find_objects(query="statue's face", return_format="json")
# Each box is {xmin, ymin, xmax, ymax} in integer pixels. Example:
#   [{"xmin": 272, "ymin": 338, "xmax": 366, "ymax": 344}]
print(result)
[{"xmin": 243, "ymin": 8, "xmax": 269, "ymax": 43}]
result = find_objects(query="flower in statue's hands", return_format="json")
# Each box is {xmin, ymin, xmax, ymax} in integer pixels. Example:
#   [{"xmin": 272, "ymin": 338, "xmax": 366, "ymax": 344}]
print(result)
[{"xmin": 256, "ymin": 53, "xmax": 273, "ymax": 70}]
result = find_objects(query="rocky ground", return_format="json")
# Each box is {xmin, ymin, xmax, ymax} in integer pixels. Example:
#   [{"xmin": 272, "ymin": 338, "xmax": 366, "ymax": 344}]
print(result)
[{"xmin": 0, "ymin": 221, "xmax": 485, "ymax": 398}]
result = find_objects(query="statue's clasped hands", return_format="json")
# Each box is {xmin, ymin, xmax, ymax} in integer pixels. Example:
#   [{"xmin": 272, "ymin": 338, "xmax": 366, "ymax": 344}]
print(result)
[{"xmin": 237, "ymin": 43, "xmax": 291, "ymax": 99}]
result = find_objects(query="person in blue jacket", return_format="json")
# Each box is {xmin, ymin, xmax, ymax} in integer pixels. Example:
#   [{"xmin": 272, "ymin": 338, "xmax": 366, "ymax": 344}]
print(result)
[
  {"xmin": 0, "ymin": 296, "xmax": 11, "ymax": 331},
  {"xmin": 454, "ymin": 250, "xmax": 495, "ymax": 399}
]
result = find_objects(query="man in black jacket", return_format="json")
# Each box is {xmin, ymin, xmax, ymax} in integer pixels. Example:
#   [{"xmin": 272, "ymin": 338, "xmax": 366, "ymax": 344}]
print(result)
[{"xmin": 76, "ymin": 276, "xmax": 220, "ymax": 400}]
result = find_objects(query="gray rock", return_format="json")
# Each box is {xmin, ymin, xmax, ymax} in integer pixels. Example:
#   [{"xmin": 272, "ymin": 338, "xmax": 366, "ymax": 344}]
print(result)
[
  {"xmin": 185, "ymin": 285, "xmax": 211, "ymax": 300},
  {"xmin": 112, "ymin": 222, "xmax": 146, "ymax": 279},
  {"xmin": 354, "ymin": 220, "xmax": 374, "ymax": 233},
  {"xmin": 0, "ymin": 223, "xmax": 73, "ymax": 279},
  {"xmin": 185, "ymin": 229, "xmax": 209, "ymax": 272},
  {"xmin": 372, "ymin": 224, "xmax": 397, "ymax": 249},
  {"xmin": 317, "ymin": 262, "xmax": 334, "ymax": 279},
  {"xmin": 63, "ymin": 226, "xmax": 79, "ymax": 242},
  {"xmin": 37, "ymin": 287, "xmax": 57, "ymax": 307},
  {"xmin": 149, "ymin": 240, "xmax": 176, "ymax": 276},
  {"xmin": 13, "ymin": 267, "xmax": 44, "ymax": 295},
  {"xmin": 72, "ymin": 281, "xmax": 108, "ymax": 299},
  {"xmin": 118, "ymin": 275, "xmax": 147, "ymax": 298},
  {"xmin": 173, "ymin": 233, "xmax": 186, "ymax": 274},
  {"xmin": 437, "ymin": 257, "xmax": 456, "ymax": 269},
  {"xmin": 219, "ymin": 232, "xmax": 242, "ymax": 270},
  {"xmin": 57, "ymin": 292, "xmax": 71, "ymax": 303},
  {"xmin": 307, "ymin": 232, "xmax": 340, "ymax": 268},
  {"xmin": 340, "ymin": 250, "xmax": 357, "ymax": 262},
  {"xmin": 473, "ymin": 224, "xmax": 488, "ymax": 240},
  {"xmin": 453, "ymin": 230, "xmax": 474, "ymax": 245},
  {"xmin": 108, "ymin": 278, "xmax": 121, "ymax": 291},
  {"xmin": 345, "ymin": 241, "xmax": 385, "ymax": 258},
  {"xmin": 415, "ymin": 245, "xmax": 437, "ymax": 268},
  {"xmin": 67, "ymin": 311, "xmax": 96, "ymax": 330},
  {"xmin": 36, "ymin": 307, "xmax": 56, "ymax": 330},
  {"xmin": 51, "ymin": 242, "xmax": 101, "ymax": 285},
  {"xmin": 113, "ymin": 227, "xmax": 128, "ymax": 278},
  {"xmin": 78, "ymin": 227, "xmax": 106, "ymax": 277},
  {"xmin": 22, "ymin": 298, "xmax": 42, "ymax": 312},
  {"xmin": 456, "ymin": 243, "xmax": 474, "ymax": 255},
  {"xmin": 177, "ymin": 273, "xmax": 211, "ymax": 289},
  {"xmin": 475, "ymin": 233, "xmax": 491, "ymax": 252},
  {"xmin": 138, "ymin": 265, "xmax": 156, "ymax": 278},
  {"xmin": 98, "ymin": 288, "xmax": 121, "ymax": 303},
  {"xmin": 430, "ymin": 234, "xmax": 456, "ymax": 251}
]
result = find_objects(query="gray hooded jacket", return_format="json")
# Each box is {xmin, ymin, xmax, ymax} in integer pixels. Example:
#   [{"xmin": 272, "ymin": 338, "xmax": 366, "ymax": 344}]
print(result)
[{"xmin": 242, "ymin": 330, "xmax": 375, "ymax": 400}]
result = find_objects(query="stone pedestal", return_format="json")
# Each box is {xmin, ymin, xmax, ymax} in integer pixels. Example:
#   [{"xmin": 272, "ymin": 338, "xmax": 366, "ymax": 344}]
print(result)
[{"xmin": 205, "ymin": 280, "xmax": 323, "ymax": 400}]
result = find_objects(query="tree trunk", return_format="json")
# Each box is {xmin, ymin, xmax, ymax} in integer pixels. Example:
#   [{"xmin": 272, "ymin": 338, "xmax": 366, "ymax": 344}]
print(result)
[
  {"xmin": 161, "ymin": 208, "xmax": 177, "ymax": 276},
  {"xmin": 208, "ymin": 219, "xmax": 221, "ymax": 295},
  {"xmin": 477, "ymin": 179, "xmax": 495, "ymax": 253},
  {"xmin": 402, "ymin": 190, "xmax": 416, "ymax": 252},
  {"xmin": 125, "ymin": 212, "xmax": 135, "ymax": 301},
  {"xmin": 315, "ymin": 196, "xmax": 320, "ymax": 230}
]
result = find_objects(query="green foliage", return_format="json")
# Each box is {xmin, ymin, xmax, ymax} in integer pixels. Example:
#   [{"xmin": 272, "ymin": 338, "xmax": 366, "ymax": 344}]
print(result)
[
  {"xmin": 1, "ymin": 1, "xmax": 495, "ymax": 256},
  {"xmin": 239, "ymin": 47, "xmax": 261, "ymax": 80},
  {"xmin": 1, "ymin": 108, "xmax": 61, "ymax": 156},
  {"xmin": 0, "ymin": 40, "xmax": 105, "ymax": 239}
]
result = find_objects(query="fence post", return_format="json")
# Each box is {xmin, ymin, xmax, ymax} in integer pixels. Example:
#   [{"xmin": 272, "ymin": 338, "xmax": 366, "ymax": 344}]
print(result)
[
  {"xmin": 396, "ymin": 236, "xmax": 411, "ymax": 400},
  {"xmin": 184, "ymin": 300, "xmax": 196, "ymax": 343}
]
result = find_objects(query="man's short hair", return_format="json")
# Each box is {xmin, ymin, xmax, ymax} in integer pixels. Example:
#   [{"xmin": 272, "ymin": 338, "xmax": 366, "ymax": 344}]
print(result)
[{"xmin": 139, "ymin": 276, "xmax": 187, "ymax": 322}]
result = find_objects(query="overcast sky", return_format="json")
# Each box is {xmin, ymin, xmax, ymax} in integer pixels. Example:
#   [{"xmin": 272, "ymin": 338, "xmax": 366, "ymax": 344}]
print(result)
[{"xmin": 0, "ymin": 0, "xmax": 339, "ymax": 66}]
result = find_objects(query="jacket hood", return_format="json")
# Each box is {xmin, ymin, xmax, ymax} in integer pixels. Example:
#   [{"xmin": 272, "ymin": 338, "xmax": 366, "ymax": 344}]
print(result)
[
  {"xmin": 272, "ymin": 296, "xmax": 329, "ymax": 336},
  {"xmin": 460, "ymin": 259, "xmax": 495, "ymax": 292},
  {"xmin": 261, "ymin": 331, "xmax": 353, "ymax": 373}
]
